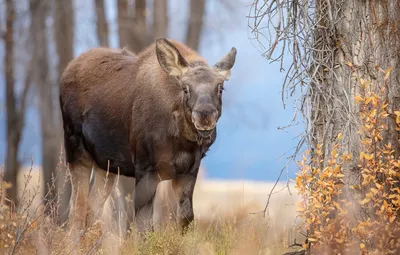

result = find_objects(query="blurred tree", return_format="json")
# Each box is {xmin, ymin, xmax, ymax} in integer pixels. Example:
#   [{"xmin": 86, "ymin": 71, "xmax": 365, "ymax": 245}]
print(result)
[
  {"xmin": 118, "ymin": 0, "xmax": 170, "ymax": 52},
  {"xmin": 133, "ymin": 0, "xmax": 147, "ymax": 52},
  {"xmin": 30, "ymin": 0, "xmax": 58, "ymax": 216},
  {"xmin": 117, "ymin": 0, "xmax": 135, "ymax": 49},
  {"xmin": 53, "ymin": 0, "xmax": 74, "ymax": 221},
  {"xmin": 153, "ymin": 0, "xmax": 168, "ymax": 39},
  {"xmin": 186, "ymin": 0, "xmax": 206, "ymax": 51},
  {"xmin": 94, "ymin": 0, "xmax": 109, "ymax": 47},
  {"xmin": 117, "ymin": 0, "xmax": 206, "ymax": 52},
  {"xmin": 3, "ymin": 0, "xmax": 26, "ymax": 206},
  {"xmin": 54, "ymin": 0, "xmax": 74, "ymax": 78}
]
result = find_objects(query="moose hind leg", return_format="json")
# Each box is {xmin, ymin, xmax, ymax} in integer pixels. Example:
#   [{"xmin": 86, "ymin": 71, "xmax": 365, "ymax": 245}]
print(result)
[
  {"xmin": 88, "ymin": 166, "xmax": 116, "ymax": 225},
  {"xmin": 68, "ymin": 153, "xmax": 93, "ymax": 232}
]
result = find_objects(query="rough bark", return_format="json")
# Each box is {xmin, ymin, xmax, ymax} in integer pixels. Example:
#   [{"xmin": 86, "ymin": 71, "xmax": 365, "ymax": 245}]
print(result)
[
  {"xmin": 4, "ymin": 0, "xmax": 19, "ymax": 206},
  {"xmin": 310, "ymin": 0, "xmax": 400, "ymax": 229},
  {"xmin": 94, "ymin": 0, "xmax": 109, "ymax": 47},
  {"xmin": 53, "ymin": 0, "xmax": 74, "ymax": 222},
  {"xmin": 153, "ymin": 0, "xmax": 168, "ymax": 39},
  {"xmin": 249, "ymin": 0, "xmax": 400, "ymax": 252},
  {"xmin": 185, "ymin": 0, "xmax": 206, "ymax": 51}
]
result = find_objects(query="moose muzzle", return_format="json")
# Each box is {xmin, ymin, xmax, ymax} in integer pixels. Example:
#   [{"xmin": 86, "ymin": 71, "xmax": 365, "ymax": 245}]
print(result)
[{"xmin": 192, "ymin": 106, "xmax": 218, "ymax": 137}]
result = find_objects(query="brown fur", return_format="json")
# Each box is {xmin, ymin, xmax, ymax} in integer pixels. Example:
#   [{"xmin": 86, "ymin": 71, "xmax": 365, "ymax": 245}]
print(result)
[{"xmin": 59, "ymin": 38, "xmax": 236, "ymax": 233}]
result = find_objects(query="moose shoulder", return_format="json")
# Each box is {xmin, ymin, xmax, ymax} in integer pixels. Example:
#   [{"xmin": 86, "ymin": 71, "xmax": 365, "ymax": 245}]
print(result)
[{"xmin": 59, "ymin": 38, "xmax": 237, "ymax": 233}]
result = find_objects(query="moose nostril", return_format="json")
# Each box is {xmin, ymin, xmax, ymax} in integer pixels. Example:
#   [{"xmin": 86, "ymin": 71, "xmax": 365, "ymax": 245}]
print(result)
[
  {"xmin": 211, "ymin": 110, "xmax": 218, "ymax": 120},
  {"xmin": 192, "ymin": 111, "xmax": 200, "ymax": 121},
  {"xmin": 193, "ymin": 110, "xmax": 217, "ymax": 120},
  {"xmin": 192, "ymin": 109, "xmax": 218, "ymax": 130}
]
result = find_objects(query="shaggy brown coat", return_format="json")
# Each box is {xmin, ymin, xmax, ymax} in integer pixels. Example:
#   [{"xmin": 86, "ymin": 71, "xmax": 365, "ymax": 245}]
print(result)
[{"xmin": 59, "ymin": 38, "xmax": 236, "ymax": 232}]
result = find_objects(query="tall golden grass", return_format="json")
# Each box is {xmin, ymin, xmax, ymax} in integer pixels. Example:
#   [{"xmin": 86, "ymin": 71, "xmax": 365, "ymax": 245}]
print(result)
[{"xmin": 0, "ymin": 166, "xmax": 302, "ymax": 254}]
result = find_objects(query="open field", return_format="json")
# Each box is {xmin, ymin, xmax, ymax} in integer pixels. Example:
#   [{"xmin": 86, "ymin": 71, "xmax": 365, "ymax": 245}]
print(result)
[{"xmin": 0, "ymin": 166, "xmax": 303, "ymax": 254}]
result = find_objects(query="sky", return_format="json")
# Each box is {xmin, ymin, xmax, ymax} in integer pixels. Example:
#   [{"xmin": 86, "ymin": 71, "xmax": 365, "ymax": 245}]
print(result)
[{"xmin": 0, "ymin": 0, "xmax": 305, "ymax": 182}]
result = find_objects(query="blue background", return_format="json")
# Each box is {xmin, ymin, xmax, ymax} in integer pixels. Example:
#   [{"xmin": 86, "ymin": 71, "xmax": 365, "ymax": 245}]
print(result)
[{"xmin": 0, "ymin": 0, "xmax": 304, "ymax": 181}]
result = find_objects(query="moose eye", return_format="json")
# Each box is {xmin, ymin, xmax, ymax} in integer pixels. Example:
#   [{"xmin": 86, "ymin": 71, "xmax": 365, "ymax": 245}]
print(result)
[
  {"xmin": 217, "ymin": 84, "xmax": 224, "ymax": 95},
  {"xmin": 183, "ymin": 85, "xmax": 190, "ymax": 96}
]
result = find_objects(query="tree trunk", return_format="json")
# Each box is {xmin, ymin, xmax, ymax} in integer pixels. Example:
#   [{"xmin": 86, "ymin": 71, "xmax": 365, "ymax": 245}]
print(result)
[
  {"xmin": 54, "ymin": 0, "xmax": 74, "ymax": 77},
  {"xmin": 249, "ymin": 0, "xmax": 400, "ymax": 252},
  {"xmin": 30, "ymin": 0, "xmax": 57, "ymax": 216},
  {"xmin": 185, "ymin": 0, "xmax": 206, "ymax": 51},
  {"xmin": 153, "ymin": 0, "xmax": 168, "ymax": 39},
  {"xmin": 312, "ymin": 0, "xmax": 400, "ymax": 184},
  {"xmin": 117, "ymin": 0, "xmax": 152, "ymax": 52},
  {"xmin": 132, "ymin": 0, "xmax": 147, "ymax": 52},
  {"xmin": 4, "ymin": 0, "xmax": 19, "ymax": 206},
  {"xmin": 94, "ymin": 0, "xmax": 109, "ymax": 47},
  {"xmin": 117, "ymin": 0, "xmax": 133, "ymax": 48},
  {"xmin": 309, "ymin": 0, "xmax": 400, "ymax": 242},
  {"xmin": 53, "ymin": 0, "xmax": 74, "ymax": 222}
]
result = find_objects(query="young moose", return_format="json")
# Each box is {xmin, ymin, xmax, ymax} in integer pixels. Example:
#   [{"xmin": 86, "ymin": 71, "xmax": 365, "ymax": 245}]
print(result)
[{"xmin": 59, "ymin": 38, "xmax": 237, "ymax": 233}]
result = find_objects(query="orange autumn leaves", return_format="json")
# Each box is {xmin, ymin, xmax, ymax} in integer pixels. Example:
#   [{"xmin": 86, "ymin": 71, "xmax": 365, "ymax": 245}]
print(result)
[
  {"xmin": 295, "ymin": 68, "xmax": 400, "ymax": 254},
  {"xmin": 296, "ymin": 143, "xmax": 350, "ymax": 253}
]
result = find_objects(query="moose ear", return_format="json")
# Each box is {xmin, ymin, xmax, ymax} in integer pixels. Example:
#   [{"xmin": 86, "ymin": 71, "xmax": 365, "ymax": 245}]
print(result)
[
  {"xmin": 213, "ymin": 47, "xmax": 237, "ymax": 81},
  {"xmin": 156, "ymin": 38, "xmax": 189, "ymax": 76}
]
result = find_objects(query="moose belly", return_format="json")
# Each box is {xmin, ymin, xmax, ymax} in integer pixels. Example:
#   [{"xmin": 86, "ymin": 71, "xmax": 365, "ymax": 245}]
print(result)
[{"xmin": 81, "ymin": 111, "xmax": 134, "ymax": 177}]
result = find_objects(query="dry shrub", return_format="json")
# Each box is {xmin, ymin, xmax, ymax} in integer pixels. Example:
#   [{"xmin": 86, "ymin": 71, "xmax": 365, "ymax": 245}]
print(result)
[
  {"xmin": 296, "ymin": 67, "xmax": 400, "ymax": 254},
  {"xmin": 0, "ymin": 164, "xmax": 118, "ymax": 255},
  {"xmin": 0, "ymin": 164, "xmax": 44, "ymax": 254}
]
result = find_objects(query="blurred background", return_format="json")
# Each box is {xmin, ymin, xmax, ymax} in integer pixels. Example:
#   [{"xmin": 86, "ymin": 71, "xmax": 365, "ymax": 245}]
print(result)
[
  {"xmin": 0, "ymin": 0, "xmax": 305, "ymax": 245},
  {"xmin": 0, "ymin": 0, "xmax": 302, "ymax": 183}
]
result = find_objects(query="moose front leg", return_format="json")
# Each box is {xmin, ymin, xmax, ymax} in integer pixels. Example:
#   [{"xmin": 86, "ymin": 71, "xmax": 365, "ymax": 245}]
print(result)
[
  {"xmin": 171, "ymin": 149, "xmax": 201, "ymax": 231},
  {"xmin": 134, "ymin": 172, "xmax": 161, "ymax": 232},
  {"xmin": 172, "ymin": 174, "xmax": 197, "ymax": 230}
]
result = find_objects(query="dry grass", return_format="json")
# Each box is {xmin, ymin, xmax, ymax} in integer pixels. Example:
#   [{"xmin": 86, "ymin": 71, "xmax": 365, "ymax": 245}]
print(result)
[{"xmin": 0, "ymin": 166, "xmax": 303, "ymax": 254}]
